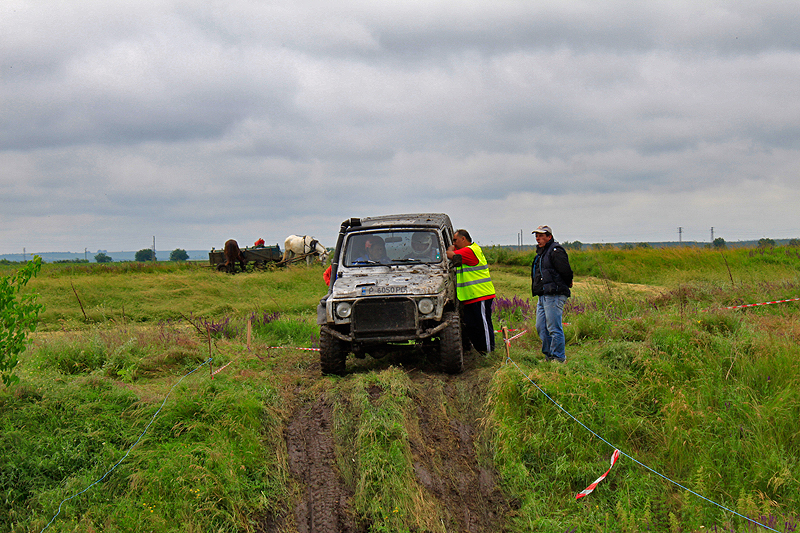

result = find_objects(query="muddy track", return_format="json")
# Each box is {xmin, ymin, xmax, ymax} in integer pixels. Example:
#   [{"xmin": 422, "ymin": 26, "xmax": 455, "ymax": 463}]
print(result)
[
  {"xmin": 285, "ymin": 395, "xmax": 362, "ymax": 533},
  {"xmin": 409, "ymin": 372, "xmax": 511, "ymax": 532},
  {"xmin": 267, "ymin": 352, "xmax": 510, "ymax": 533}
]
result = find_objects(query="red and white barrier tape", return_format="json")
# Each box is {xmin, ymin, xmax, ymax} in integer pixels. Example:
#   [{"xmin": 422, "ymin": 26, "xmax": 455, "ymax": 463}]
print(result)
[
  {"xmin": 265, "ymin": 346, "xmax": 320, "ymax": 351},
  {"xmin": 576, "ymin": 449, "xmax": 620, "ymax": 500},
  {"xmin": 211, "ymin": 361, "xmax": 232, "ymax": 376},
  {"xmin": 496, "ymin": 325, "xmax": 568, "ymax": 333},
  {"xmin": 504, "ymin": 330, "xmax": 527, "ymax": 344},
  {"xmin": 709, "ymin": 297, "xmax": 800, "ymax": 311},
  {"xmin": 210, "ymin": 346, "xmax": 319, "ymax": 377},
  {"xmin": 254, "ymin": 297, "xmax": 799, "ymax": 357}
]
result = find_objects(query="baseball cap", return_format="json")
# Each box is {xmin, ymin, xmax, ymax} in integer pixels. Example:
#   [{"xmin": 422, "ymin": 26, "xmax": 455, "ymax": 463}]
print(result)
[{"xmin": 532, "ymin": 225, "xmax": 552, "ymax": 234}]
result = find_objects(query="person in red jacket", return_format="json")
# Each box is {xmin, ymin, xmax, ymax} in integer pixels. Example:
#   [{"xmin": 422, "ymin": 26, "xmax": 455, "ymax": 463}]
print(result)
[{"xmin": 447, "ymin": 229, "xmax": 496, "ymax": 353}]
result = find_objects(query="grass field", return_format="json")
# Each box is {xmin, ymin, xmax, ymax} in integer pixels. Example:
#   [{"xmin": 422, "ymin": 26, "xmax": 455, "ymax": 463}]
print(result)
[{"xmin": 1, "ymin": 245, "xmax": 799, "ymax": 532}]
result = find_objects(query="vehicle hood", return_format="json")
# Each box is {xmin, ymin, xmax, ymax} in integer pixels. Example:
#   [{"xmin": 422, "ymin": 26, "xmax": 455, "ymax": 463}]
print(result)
[{"xmin": 331, "ymin": 266, "xmax": 449, "ymax": 298}]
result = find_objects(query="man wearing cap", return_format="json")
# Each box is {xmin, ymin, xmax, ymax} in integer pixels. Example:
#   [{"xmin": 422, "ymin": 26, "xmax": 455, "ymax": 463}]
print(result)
[
  {"xmin": 447, "ymin": 229, "xmax": 496, "ymax": 354},
  {"xmin": 531, "ymin": 225, "xmax": 573, "ymax": 363}
]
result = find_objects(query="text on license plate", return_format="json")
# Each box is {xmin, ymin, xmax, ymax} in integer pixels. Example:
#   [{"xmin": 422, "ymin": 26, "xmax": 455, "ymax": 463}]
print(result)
[{"xmin": 362, "ymin": 286, "xmax": 406, "ymax": 295}]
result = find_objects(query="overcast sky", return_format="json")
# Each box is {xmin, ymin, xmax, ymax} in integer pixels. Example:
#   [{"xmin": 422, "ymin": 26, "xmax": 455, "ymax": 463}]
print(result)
[{"xmin": 3, "ymin": 0, "xmax": 799, "ymax": 254}]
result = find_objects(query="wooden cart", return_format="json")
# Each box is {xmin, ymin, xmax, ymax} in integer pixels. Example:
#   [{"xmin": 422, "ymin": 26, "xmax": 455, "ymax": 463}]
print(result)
[
  {"xmin": 209, "ymin": 244, "xmax": 320, "ymax": 272},
  {"xmin": 209, "ymin": 245, "xmax": 283, "ymax": 272}
]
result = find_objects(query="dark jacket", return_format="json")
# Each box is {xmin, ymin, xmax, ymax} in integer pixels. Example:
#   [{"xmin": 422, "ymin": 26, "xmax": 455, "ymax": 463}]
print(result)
[{"xmin": 531, "ymin": 240, "xmax": 573, "ymax": 297}]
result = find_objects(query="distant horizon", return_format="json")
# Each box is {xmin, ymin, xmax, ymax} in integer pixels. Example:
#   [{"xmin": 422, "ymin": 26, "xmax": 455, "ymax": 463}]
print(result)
[
  {"xmin": 4, "ymin": 231, "xmax": 799, "ymax": 258},
  {"xmin": 3, "ymin": 236, "xmax": 798, "ymax": 262}
]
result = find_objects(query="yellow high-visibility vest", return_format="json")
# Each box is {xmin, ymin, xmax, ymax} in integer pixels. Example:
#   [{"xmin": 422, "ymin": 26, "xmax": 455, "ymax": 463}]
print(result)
[{"xmin": 455, "ymin": 243, "xmax": 495, "ymax": 302}]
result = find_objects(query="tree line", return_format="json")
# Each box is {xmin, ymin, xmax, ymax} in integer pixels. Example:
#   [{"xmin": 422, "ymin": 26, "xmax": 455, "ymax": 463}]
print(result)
[{"xmin": 94, "ymin": 248, "xmax": 190, "ymax": 263}]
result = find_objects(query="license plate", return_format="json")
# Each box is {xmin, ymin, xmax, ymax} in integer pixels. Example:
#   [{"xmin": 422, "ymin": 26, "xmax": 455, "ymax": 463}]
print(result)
[{"xmin": 361, "ymin": 286, "xmax": 406, "ymax": 295}]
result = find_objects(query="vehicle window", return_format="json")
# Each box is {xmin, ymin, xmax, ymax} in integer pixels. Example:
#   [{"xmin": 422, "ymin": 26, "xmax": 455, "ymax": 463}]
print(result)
[{"xmin": 344, "ymin": 230, "xmax": 442, "ymax": 266}]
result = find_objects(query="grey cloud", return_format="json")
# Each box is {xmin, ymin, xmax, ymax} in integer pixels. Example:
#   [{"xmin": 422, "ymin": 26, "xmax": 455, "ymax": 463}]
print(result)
[{"xmin": 2, "ymin": 0, "xmax": 800, "ymax": 254}]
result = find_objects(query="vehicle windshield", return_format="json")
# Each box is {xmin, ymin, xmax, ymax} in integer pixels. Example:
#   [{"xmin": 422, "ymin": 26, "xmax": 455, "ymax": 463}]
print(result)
[{"xmin": 343, "ymin": 230, "xmax": 442, "ymax": 266}]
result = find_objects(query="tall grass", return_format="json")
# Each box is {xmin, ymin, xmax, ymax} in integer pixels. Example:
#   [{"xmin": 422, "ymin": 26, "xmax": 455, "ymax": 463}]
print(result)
[
  {"xmin": 333, "ymin": 370, "xmax": 421, "ymax": 532},
  {"xmin": 486, "ymin": 277, "xmax": 800, "ymax": 532},
  {"xmin": 487, "ymin": 243, "xmax": 800, "ymax": 287},
  {"xmin": 25, "ymin": 261, "xmax": 330, "ymax": 330},
  {"xmin": 2, "ymin": 321, "xmax": 290, "ymax": 532}
]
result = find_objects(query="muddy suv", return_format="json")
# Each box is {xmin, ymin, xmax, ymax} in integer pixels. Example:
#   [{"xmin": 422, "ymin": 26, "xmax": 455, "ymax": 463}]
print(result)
[{"xmin": 317, "ymin": 213, "xmax": 464, "ymax": 375}]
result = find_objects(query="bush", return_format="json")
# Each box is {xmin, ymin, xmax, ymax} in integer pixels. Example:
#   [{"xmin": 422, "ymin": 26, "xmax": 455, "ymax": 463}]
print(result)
[
  {"xmin": 135, "ymin": 249, "xmax": 155, "ymax": 262},
  {"xmin": 170, "ymin": 249, "xmax": 189, "ymax": 261},
  {"xmin": 0, "ymin": 257, "xmax": 44, "ymax": 385}
]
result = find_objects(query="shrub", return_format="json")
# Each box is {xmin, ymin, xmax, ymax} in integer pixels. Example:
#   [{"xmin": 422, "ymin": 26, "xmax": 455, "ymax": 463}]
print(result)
[
  {"xmin": 1, "ymin": 257, "xmax": 44, "ymax": 385},
  {"xmin": 135, "ymin": 249, "xmax": 155, "ymax": 262},
  {"xmin": 170, "ymin": 249, "xmax": 189, "ymax": 261}
]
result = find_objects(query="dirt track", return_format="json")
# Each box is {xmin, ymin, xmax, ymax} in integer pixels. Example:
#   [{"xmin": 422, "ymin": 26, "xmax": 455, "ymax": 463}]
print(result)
[
  {"xmin": 261, "ymin": 351, "xmax": 511, "ymax": 533},
  {"xmin": 286, "ymin": 396, "xmax": 361, "ymax": 533}
]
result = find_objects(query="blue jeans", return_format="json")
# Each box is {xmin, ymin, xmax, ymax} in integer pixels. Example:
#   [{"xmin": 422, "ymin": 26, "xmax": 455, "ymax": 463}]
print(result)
[{"xmin": 536, "ymin": 294, "xmax": 567, "ymax": 362}]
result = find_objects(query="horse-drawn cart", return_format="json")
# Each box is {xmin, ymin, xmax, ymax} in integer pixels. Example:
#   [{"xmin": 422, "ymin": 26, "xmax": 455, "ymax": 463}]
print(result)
[
  {"xmin": 209, "ymin": 243, "xmax": 322, "ymax": 272},
  {"xmin": 209, "ymin": 245, "xmax": 283, "ymax": 272}
]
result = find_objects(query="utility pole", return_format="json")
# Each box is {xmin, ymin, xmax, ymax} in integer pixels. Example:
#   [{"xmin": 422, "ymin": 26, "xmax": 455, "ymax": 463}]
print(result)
[
  {"xmin": 152, "ymin": 236, "xmax": 157, "ymax": 261},
  {"xmin": 711, "ymin": 227, "xmax": 714, "ymax": 243},
  {"xmin": 678, "ymin": 227, "xmax": 683, "ymax": 243}
]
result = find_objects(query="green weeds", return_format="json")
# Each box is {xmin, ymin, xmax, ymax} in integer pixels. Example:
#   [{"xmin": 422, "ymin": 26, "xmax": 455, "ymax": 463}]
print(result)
[
  {"xmin": 488, "ymin": 279, "xmax": 800, "ymax": 532},
  {"xmin": 2, "ymin": 311, "xmax": 293, "ymax": 532},
  {"xmin": 1, "ymin": 257, "xmax": 44, "ymax": 385},
  {"xmin": 333, "ymin": 370, "xmax": 421, "ymax": 532}
]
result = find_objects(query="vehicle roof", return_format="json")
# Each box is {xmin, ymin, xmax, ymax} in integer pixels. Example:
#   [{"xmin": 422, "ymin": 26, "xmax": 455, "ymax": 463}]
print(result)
[{"xmin": 348, "ymin": 213, "xmax": 453, "ymax": 231}]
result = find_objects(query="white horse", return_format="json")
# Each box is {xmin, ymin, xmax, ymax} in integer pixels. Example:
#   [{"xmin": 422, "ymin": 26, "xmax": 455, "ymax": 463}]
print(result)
[{"xmin": 282, "ymin": 235, "xmax": 329, "ymax": 265}]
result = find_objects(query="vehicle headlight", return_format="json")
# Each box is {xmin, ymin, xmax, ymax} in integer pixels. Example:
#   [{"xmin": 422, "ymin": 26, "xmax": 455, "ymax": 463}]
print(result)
[
  {"xmin": 417, "ymin": 298, "xmax": 434, "ymax": 315},
  {"xmin": 336, "ymin": 302, "xmax": 352, "ymax": 318}
]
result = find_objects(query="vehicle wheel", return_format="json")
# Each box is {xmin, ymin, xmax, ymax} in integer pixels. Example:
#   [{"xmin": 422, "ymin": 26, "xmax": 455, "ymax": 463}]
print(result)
[
  {"xmin": 320, "ymin": 328, "xmax": 347, "ymax": 376},
  {"xmin": 440, "ymin": 311, "xmax": 464, "ymax": 374}
]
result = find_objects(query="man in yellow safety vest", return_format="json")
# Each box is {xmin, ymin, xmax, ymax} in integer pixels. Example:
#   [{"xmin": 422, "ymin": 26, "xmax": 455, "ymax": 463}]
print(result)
[{"xmin": 447, "ymin": 229, "xmax": 496, "ymax": 353}]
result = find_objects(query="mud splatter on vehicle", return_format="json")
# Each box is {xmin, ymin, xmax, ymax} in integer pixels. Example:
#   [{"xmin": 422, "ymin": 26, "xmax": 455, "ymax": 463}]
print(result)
[{"xmin": 318, "ymin": 214, "xmax": 465, "ymax": 375}]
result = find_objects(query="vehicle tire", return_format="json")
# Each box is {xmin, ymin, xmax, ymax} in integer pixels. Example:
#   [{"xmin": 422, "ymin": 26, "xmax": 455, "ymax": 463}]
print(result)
[
  {"xmin": 320, "ymin": 328, "xmax": 347, "ymax": 376},
  {"xmin": 440, "ymin": 311, "xmax": 464, "ymax": 374}
]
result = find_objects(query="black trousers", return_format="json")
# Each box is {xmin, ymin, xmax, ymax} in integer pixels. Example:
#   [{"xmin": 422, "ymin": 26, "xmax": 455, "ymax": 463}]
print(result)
[{"xmin": 462, "ymin": 298, "xmax": 495, "ymax": 353}]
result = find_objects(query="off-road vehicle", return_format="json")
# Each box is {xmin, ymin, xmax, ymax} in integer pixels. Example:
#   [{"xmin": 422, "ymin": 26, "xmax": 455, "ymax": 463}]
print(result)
[{"xmin": 317, "ymin": 213, "xmax": 464, "ymax": 375}]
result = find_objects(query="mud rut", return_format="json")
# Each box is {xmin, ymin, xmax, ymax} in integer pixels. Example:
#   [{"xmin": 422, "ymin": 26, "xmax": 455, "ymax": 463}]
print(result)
[
  {"xmin": 264, "ymin": 356, "xmax": 511, "ymax": 533},
  {"xmin": 410, "ymin": 374, "xmax": 511, "ymax": 532},
  {"xmin": 286, "ymin": 396, "xmax": 361, "ymax": 533}
]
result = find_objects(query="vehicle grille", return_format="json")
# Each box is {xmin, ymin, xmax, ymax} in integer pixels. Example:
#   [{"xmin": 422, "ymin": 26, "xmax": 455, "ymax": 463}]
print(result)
[{"xmin": 352, "ymin": 298, "xmax": 416, "ymax": 336}]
